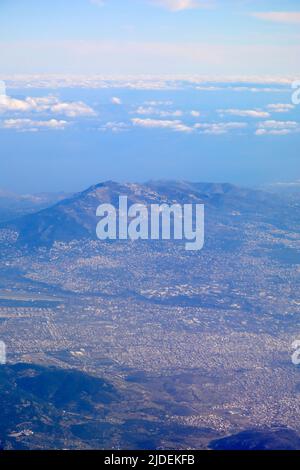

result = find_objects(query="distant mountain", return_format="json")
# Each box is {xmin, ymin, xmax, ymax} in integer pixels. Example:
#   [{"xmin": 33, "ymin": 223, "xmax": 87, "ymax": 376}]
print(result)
[
  {"xmin": 209, "ymin": 428, "xmax": 300, "ymax": 450},
  {"xmin": 0, "ymin": 190, "xmax": 71, "ymax": 223},
  {"xmin": 262, "ymin": 180, "xmax": 300, "ymax": 195},
  {"xmin": 2, "ymin": 180, "xmax": 298, "ymax": 247}
]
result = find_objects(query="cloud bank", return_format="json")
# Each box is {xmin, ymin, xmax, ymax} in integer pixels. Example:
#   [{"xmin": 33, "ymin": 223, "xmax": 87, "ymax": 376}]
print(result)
[
  {"xmin": 252, "ymin": 12, "xmax": 300, "ymax": 24},
  {"xmin": 0, "ymin": 95, "xmax": 96, "ymax": 117}
]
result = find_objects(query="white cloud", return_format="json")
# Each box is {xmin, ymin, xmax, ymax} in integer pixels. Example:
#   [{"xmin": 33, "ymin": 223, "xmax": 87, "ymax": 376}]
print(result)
[
  {"xmin": 144, "ymin": 100, "xmax": 173, "ymax": 106},
  {"xmin": 99, "ymin": 121, "xmax": 129, "ymax": 132},
  {"xmin": 0, "ymin": 95, "xmax": 96, "ymax": 117},
  {"xmin": 150, "ymin": 0, "xmax": 212, "ymax": 11},
  {"xmin": 218, "ymin": 109, "xmax": 270, "ymax": 118},
  {"xmin": 132, "ymin": 117, "xmax": 193, "ymax": 133},
  {"xmin": 50, "ymin": 101, "xmax": 96, "ymax": 117},
  {"xmin": 267, "ymin": 103, "xmax": 295, "ymax": 113},
  {"xmin": 196, "ymin": 85, "xmax": 289, "ymax": 93},
  {"xmin": 256, "ymin": 120, "xmax": 300, "ymax": 136},
  {"xmin": 258, "ymin": 120, "xmax": 298, "ymax": 130},
  {"xmin": 194, "ymin": 122, "xmax": 247, "ymax": 134},
  {"xmin": 111, "ymin": 96, "xmax": 122, "ymax": 105},
  {"xmin": 230, "ymin": 87, "xmax": 288, "ymax": 93},
  {"xmin": 134, "ymin": 105, "xmax": 201, "ymax": 118},
  {"xmin": 131, "ymin": 117, "xmax": 247, "ymax": 134},
  {"xmin": 134, "ymin": 106, "xmax": 183, "ymax": 117},
  {"xmin": 252, "ymin": 12, "xmax": 300, "ymax": 24},
  {"xmin": 255, "ymin": 128, "xmax": 292, "ymax": 136},
  {"xmin": 2, "ymin": 76, "xmax": 295, "ymax": 92},
  {"xmin": 2, "ymin": 118, "xmax": 69, "ymax": 132},
  {"xmin": 0, "ymin": 95, "xmax": 31, "ymax": 113}
]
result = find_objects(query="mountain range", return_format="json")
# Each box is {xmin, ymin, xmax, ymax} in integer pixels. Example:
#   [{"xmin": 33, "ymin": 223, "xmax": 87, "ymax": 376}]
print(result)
[{"xmin": 2, "ymin": 180, "xmax": 298, "ymax": 247}]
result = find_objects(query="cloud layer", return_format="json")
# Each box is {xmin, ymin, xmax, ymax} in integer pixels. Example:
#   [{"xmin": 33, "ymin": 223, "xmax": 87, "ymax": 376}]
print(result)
[
  {"xmin": 0, "ymin": 95, "xmax": 96, "ymax": 117},
  {"xmin": 2, "ymin": 118, "xmax": 68, "ymax": 132},
  {"xmin": 150, "ymin": 0, "xmax": 212, "ymax": 11},
  {"xmin": 218, "ymin": 109, "xmax": 270, "ymax": 119},
  {"xmin": 252, "ymin": 12, "xmax": 300, "ymax": 24},
  {"xmin": 256, "ymin": 120, "xmax": 300, "ymax": 136}
]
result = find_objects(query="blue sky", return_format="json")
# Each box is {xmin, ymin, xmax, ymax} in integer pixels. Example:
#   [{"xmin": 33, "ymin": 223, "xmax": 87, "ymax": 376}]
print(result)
[
  {"xmin": 0, "ymin": 1, "xmax": 299, "ymax": 192},
  {"xmin": 1, "ymin": 0, "xmax": 300, "ymax": 75},
  {"xmin": 1, "ymin": 83, "xmax": 299, "ymax": 192}
]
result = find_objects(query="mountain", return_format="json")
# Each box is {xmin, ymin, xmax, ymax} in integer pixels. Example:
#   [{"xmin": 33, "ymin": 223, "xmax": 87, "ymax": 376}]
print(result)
[
  {"xmin": 209, "ymin": 428, "xmax": 300, "ymax": 450},
  {"xmin": 2, "ymin": 180, "xmax": 299, "ymax": 247},
  {"xmin": 0, "ymin": 363, "xmax": 216, "ymax": 450},
  {"xmin": 262, "ymin": 180, "xmax": 300, "ymax": 195},
  {"xmin": 0, "ymin": 363, "xmax": 119, "ymax": 450}
]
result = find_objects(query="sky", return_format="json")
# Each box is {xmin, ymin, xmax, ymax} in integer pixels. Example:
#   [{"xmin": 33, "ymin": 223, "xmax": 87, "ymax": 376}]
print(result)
[
  {"xmin": 0, "ymin": 0, "xmax": 300, "ymax": 75},
  {"xmin": 0, "ymin": 1, "xmax": 299, "ymax": 193}
]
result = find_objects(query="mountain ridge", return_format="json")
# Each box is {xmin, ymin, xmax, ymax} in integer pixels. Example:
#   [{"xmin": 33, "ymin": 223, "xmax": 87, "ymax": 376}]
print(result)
[{"xmin": 1, "ymin": 180, "xmax": 295, "ymax": 247}]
